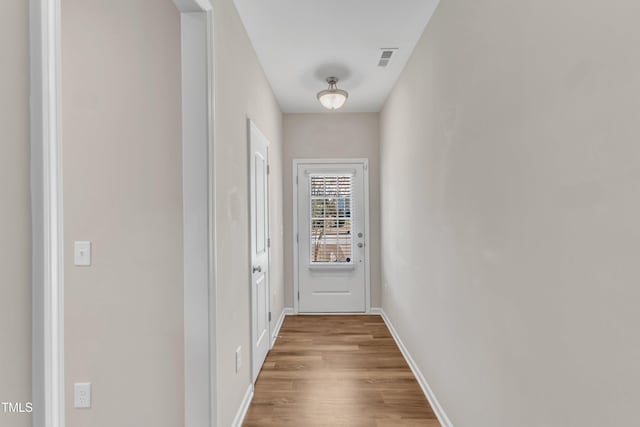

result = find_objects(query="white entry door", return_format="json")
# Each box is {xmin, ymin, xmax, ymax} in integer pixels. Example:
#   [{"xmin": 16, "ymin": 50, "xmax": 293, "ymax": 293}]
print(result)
[
  {"xmin": 249, "ymin": 121, "xmax": 270, "ymax": 382},
  {"xmin": 296, "ymin": 161, "xmax": 368, "ymax": 312}
]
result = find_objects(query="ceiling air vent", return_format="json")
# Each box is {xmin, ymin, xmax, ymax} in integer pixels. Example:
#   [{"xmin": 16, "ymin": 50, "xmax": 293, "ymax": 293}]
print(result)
[{"xmin": 378, "ymin": 48, "xmax": 398, "ymax": 67}]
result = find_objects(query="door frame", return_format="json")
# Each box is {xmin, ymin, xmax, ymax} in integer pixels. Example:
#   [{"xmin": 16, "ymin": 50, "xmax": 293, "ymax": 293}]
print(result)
[
  {"xmin": 247, "ymin": 119, "xmax": 272, "ymax": 383},
  {"xmin": 292, "ymin": 158, "xmax": 371, "ymax": 314},
  {"xmin": 175, "ymin": 2, "xmax": 217, "ymax": 426},
  {"xmin": 30, "ymin": 1, "xmax": 217, "ymax": 425},
  {"xmin": 30, "ymin": 0, "xmax": 64, "ymax": 425}
]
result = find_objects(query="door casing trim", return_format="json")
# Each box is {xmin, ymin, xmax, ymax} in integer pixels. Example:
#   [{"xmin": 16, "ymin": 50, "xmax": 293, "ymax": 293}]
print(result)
[
  {"xmin": 30, "ymin": 0, "xmax": 64, "ymax": 425},
  {"xmin": 174, "ymin": 1, "xmax": 217, "ymax": 426}
]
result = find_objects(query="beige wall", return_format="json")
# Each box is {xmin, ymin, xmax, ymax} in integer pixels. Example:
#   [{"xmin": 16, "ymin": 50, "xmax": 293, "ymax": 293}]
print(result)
[
  {"xmin": 62, "ymin": 1, "xmax": 184, "ymax": 426},
  {"xmin": 380, "ymin": 0, "xmax": 640, "ymax": 426},
  {"xmin": 0, "ymin": 1, "xmax": 31, "ymax": 426},
  {"xmin": 211, "ymin": 1, "xmax": 284, "ymax": 425},
  {"xmin": 283, "ymin": 113, "xmax": 381, "ymax": 308},
  {"xmin": 61, "ymin": 1, "xmax": 283, "ymax": 425}
]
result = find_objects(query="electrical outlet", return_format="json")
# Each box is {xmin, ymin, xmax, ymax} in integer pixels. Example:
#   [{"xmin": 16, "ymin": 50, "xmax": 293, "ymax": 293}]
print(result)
[
  {"xmin": 74, "ymin": 383, "xmax": 91, "ymax": 409},
  {"xmin": 235, "ymin": 346, "xmax": 242, "ymax": 373}
]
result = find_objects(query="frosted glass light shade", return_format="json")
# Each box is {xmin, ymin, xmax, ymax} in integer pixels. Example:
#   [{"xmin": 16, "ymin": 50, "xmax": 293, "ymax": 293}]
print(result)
[
  {"xmin": 317, "ymin": 91, "xmax": 348, "ymax": 109},
  {"xmin": 317, "ymin": 77, "xmax": 348, "ymax": 110}
]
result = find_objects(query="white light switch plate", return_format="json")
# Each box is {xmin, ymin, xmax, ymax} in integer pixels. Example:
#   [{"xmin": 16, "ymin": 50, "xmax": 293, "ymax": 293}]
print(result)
[
  {"xmin": 74, "ymin": 382, "xmax": 91, "ymax": 409},
  {"xmin": 74, "ymin": 241, "xmax": 91, "ymax": 266},
  {"xmin": 236, "ymin": 346, "xmax": 242, "ymax": 373}
]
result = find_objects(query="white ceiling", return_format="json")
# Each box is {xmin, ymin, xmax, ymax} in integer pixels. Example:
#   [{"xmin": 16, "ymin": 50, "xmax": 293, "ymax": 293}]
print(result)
[{"xmin": 233, "ymin": 0, "xmax": 440, "ymax": 113}]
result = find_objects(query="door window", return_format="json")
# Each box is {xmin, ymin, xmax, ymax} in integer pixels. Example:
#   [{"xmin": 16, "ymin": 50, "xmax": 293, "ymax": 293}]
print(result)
[{"xmin": 309, "ymin": 174, "xmax": 353, "ymax": 264}]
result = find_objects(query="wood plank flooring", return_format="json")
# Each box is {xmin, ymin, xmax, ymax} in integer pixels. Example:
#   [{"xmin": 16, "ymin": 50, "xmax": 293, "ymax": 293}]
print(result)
[{"xmin": 243, "ymin": 315, "xmax": 441, "ymax": 427}]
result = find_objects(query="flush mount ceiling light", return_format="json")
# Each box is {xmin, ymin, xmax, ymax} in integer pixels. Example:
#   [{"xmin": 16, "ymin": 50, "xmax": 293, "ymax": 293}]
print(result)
[{"xmin": 317, "ymin": 77, "xmax": 348, "ymax": 110}]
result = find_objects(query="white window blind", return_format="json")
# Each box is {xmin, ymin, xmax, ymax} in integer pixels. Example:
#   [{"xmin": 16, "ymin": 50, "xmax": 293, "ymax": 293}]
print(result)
[{"xmin": 309, "ymin": 174, "xmax": 353, "ymax": 264}]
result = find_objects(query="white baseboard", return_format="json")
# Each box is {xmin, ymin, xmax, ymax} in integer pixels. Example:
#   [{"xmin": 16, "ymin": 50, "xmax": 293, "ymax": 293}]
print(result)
[
  {"xmin": 376, "ymin": 309, "xmax": 454, "ymax": 427},
  {"xmin": 231, "ymin": 383, "xmax": 254, "ymax": 427},
  {"xmin": 271, "ymin": 307, "xmax": 294, "ymax": 348},
  {"xmin": 232, "ymin": 307, "xmax": 292, "ymax": 426}
]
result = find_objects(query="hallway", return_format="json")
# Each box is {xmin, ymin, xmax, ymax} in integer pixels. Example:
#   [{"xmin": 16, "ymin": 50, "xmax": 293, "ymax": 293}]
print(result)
[
  {"xmin": 244, "ymin": 316, "xmax": 440, "ymax": 427},
  {"xmin": 5, "ymin": 0, "xmax": 640, "ymax": 426}
]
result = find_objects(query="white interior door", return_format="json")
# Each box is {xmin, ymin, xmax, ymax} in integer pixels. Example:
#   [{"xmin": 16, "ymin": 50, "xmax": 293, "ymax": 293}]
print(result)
[
  {"xmin": 296, "ymin": 161, "xmax": 368, "ymax": 312},
  {"xmin": 249, "ymin": 120, "xmax": 270, "ymax": 382}
]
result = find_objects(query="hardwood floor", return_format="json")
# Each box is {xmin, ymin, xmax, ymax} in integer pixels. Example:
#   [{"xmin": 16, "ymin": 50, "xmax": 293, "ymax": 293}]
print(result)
[{"xmin": 243, "ymin": 315, "xmax": 441, "ymax": 427}]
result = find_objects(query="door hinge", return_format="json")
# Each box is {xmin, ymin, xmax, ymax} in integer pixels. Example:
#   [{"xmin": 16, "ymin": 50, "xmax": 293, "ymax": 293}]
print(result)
[
  {"xmin": 267, "ymin": 237, "xmax": 271, "ymax": 248},
  {"xmin": 297, "ymin": 291, "xmax": 300, "ymax": 301},
  {"xmin": 267, "ymin": 164, "xmax": 270, "ymax": 175},
  {"xmin": 296, "ymin": 175, "xmax": 298, "ymax": 184},
  {"xmin": 268, "ymin": 311, "xmax": 271, "ymax": 322},
  {"xmin": 296, "ymin": 233, "xmax": 298, "ymax": 243}
]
